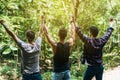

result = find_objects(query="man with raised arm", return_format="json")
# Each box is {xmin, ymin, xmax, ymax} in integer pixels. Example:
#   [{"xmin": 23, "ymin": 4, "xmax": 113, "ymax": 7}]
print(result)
[
  {"xmin": 74, "ymin": 19, "xmax": 115, "ymax": 80},
  {"xmin": 42, "ymin": 16, "xmax": 75, "ymax": 80},
  {"xmin": 0, "ymin": 20, "xmax": 43, "ymax": 80}
]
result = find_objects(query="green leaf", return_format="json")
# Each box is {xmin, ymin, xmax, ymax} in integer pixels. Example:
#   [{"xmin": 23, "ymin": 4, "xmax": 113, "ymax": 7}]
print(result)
[
  {"xmin": 7, "ymin": 3, "xmax": 19, "ymax": 10},
  {"xmin": 2, "ymin": 48, "xmax": 11, "ymax": 55},
  {"xmin": 10, "ymin": 45, "xmax": 18, "ymax": 51}
]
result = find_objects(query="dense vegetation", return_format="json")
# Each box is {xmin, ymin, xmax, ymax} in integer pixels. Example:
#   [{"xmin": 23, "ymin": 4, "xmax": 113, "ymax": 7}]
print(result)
[{"xmin": 0, "ymin": 0, "xmax": 120, "ymax": 80}]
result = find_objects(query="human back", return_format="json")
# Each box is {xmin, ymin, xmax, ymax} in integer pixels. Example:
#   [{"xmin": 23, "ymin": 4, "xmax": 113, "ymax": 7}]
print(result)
[
  {"xmin": 83, "ymin": 38, "xmax": 103, "ymax": 65},
  {"xmin": 42, "ymin": 16, "xmax": 75, "ymax": 80},
  {"xmin": 18, "ymin": 36, "xmax": 42, "ymax": 74},
  {"xmin": 0, "ymin": 20, "xmax": 43, "ymax": 80},
  {"xmin": 53, "ymin": 42, "xmax": 70, "ymax": 72},
  {"xmin": 75, "ymin": 19, "xmax": 115, "ymax": 80}
]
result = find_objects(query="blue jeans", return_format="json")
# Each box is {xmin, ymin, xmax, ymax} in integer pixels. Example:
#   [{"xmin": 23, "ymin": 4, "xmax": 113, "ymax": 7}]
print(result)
[
  {"xmin": 83, "ymin": 65, "xmax": 104, "ymax": 80},
  {"xmin": 53, "ymin": 70, "xmax": 71, "ymax": 80},
  {"xmin": 22, "ymin": 72, "xmax": 42, "ymax": 80}
]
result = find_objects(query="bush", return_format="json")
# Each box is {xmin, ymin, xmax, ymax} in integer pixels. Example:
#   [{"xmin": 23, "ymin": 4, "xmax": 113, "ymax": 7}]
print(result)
[{"xmin": 42, "ymin": 71, "xmax": 52, "ymax": 80}]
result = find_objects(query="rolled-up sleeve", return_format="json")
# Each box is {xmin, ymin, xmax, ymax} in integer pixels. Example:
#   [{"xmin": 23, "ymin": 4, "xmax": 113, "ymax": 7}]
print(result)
[
  {"xmin": 17, "ymin": 39, "xmax": 25, "ymax": 48},
  {"xmin": 17, "ymin": 37, "xmax": 42, "ymax": 54},
  {"xmin": 34, "ymin": 37, "xmax": 42, "ymax": 50}
]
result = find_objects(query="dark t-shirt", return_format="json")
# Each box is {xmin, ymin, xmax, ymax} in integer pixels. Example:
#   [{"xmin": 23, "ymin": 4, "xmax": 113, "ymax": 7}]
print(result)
[{"xmin": 53, "ymin": 42, "xmax": 70, "ymax": 72}]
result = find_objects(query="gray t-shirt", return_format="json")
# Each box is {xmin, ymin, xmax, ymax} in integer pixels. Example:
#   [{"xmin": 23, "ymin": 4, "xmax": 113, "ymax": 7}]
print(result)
[{"xmin": 17, "ymin": 37, "xmax": 42, "ymax": 74}]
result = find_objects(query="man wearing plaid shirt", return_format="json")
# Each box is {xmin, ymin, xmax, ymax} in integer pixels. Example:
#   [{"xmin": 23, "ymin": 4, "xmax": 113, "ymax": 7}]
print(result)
[{"xmin": 75, "ymin": 19, "xmax": 115, "ymax": 80}]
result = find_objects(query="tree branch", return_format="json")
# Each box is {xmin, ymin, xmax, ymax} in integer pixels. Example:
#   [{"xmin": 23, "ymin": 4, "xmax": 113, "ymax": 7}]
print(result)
[{"xmin": 74, "ymin": 0, "xmax": 80, "ymax": 21}]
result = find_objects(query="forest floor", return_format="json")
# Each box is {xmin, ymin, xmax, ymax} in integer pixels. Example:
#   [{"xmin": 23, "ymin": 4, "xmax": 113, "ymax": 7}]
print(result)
[{"xmin": 103, "ymin": 66, "xmax": 120, "ymax": 80}]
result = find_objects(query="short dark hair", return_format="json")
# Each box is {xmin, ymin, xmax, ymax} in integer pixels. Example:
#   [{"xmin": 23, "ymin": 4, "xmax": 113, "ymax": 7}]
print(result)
[
  {"xmin": 58, "ymin": 28, "xmax": 67, "ymax": 40},
  {"xmin": 26, "ymin": 30, "xmax": 35, "ymax": 42},
  {"xmin": 90, "ymin": 26, "xmax": 99, "ymax": 37}
]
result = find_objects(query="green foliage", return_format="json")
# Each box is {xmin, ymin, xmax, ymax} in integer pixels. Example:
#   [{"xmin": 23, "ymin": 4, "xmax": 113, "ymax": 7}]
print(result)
[
  {"xmin": 0, "ymin": 61, "xmax": 19, "ymax": 80},
  {"xmin": 0, "ymin": 64, "xmax": 14, "ymax": 76},
  {"xmin": 42, "ymin": 71, "xmax": 52, "ymax": 80},
  {"xmin": 71, "ymin": 64, "xmax": 87, "ymax": 80},
  {"xmin": 103, "ymin": 45, "xmax": 120, "ymax": 69}
]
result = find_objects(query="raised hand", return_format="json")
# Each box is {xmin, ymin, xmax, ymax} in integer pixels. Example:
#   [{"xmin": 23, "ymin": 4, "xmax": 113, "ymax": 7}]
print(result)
[
  {"xmin": 38, "ymin": 16, "xmax": 46, "ymax": 37},
  {"xmin": 109, "ymin": 18, "xmax": 116, "ymax": 29},
  {"xmin": 70, "ymin": 16, "xmax": 75, "ymax": 23},
  {"xmin": 110, "ymin": 18, "xmax": 113, "ymax": 22},
  {"xmin": 43, "ymin": 24, "xmax": 48, "ymax": 34},
  {"xmin": 41, "ymin": 16, "xmax": 48, "ymax": 35},
  {"xmin": 41, "ymin": 16, "xmax": 46, "ymax": 24}
]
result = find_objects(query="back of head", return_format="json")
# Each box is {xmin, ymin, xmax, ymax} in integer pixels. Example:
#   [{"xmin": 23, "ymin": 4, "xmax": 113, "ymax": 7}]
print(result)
[
  {"xmin": 58, "ymin": 27, "xmax": 67, "ymax": 40},
  {"xmin": 26, "ymin": 30, "xmax": 35, "ymax": 42},
  {"xmin": 90, "ymin": 26, "xmax": 99, "ymax": 37}
]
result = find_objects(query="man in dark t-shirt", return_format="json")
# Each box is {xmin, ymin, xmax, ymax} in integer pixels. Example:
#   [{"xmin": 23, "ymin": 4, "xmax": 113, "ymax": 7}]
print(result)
[
  {"xmin": 42, "ymin": 16, "xmax": 75, "ymax": 80},
  {"xmin": 74, "ymin": 19, "xmax": 115, "ymax": 80}
]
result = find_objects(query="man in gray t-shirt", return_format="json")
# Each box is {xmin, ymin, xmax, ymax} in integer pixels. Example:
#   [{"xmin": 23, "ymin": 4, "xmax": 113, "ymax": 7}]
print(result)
[{"xmin": 0, "ymin": 20, "xmax": 43, "ymax": 80}]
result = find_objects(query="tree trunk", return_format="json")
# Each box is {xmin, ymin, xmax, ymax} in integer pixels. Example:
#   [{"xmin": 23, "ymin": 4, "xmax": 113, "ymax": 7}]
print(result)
[{"xmin": 74, "ymin": 0, "xmax": 80, "ymax": 21}]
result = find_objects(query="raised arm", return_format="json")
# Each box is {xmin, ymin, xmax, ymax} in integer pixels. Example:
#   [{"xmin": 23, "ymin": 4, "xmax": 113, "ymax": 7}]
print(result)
[
  {"xmin": 38, "ymin": 22, "xmax": 43, "ymax": 37},
  {"xmin": 42, "ymin": 17, "xmax": 57, "ymax": 54},
  {"xmin": 75, "ymin": 22, "xmax": 88, "ymax": 43},
  {"xmin": 32, "ymin": 21, "xmax": 44, "ymax": 51},
  {"xmin": 68, "ymin": 16, "xmax": 75, "ymax": 47},
  {"xmin": 0, "ymin": 20, "xmax": 20, "ymax": 43},
  {"xmin": 100, "ymin": 18, "xmax": 114, "ymax": 46}
]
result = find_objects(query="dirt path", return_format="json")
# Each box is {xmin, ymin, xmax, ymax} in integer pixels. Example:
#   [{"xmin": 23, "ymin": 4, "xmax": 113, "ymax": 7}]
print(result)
[{"xmin": 103, "ymin": 66, "xmax": 120, "ymax": 80}]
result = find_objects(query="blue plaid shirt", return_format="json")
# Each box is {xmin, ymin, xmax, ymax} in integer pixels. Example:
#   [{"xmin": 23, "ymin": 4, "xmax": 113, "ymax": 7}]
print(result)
[{"xmin": 76, "ymin": 27, "xmax": 114, "ymax": 66}]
